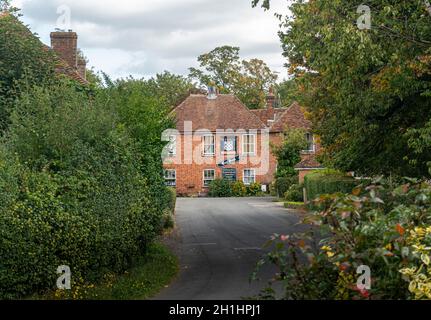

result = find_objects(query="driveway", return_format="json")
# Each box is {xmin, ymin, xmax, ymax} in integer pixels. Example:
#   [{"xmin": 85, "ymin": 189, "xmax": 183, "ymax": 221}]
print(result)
[{"xmin": 156, "ymin": 197, "xmax": 308, "ymax": 300}]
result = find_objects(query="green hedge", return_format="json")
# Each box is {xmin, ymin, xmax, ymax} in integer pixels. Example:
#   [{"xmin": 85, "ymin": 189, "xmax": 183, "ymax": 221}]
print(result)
[
  {"xmin": 208, "ymin": 179, "xmax": 262, "ymax": 197},
  {"xmin": 304, "ymin": 171, "xmax": 362, "ymax": 201},
  {"xmin": 0, "ymin": 82, "xmax": 169, "ymax": 299},
  {"xmin": 274, "ymin": 176, "xmax": 297, "ymax": 197},
  {"xmin": 285, "ymin": 183, "xmax": 304, "ymax": 202},
  {"xmin": 166, "ymin": 187, "xmax": 177, "ymax": 214}
]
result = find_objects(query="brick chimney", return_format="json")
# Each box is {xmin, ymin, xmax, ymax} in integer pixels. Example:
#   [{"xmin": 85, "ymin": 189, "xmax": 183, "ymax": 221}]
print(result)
[
  {"xmin": 50, "ymin": 31, "xmax": 78, "ymax": 69},
  {"xmin": 266, "ymin": 87, "xmax": 276, "ymax": 121}
]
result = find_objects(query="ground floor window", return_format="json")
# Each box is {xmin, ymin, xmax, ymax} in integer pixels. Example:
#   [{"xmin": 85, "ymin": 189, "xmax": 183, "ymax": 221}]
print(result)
[
  {"xmin": 164, "ymin": 169, "xmax": 176, "ymax": 187},
  {"xmin": 203, "ymin": 169, "xmax": 215, "ymax": 187},
  {"xmin": 243, "ymin": 169, "xmax": 256, "ymax": 185}
]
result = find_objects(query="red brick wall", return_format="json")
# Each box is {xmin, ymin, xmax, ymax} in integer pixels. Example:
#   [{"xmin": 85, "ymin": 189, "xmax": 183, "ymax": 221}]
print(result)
[
  {"xmin": 164, "ymin": 132, "xmax": 284, "ymax": 195},
  {"xmin": 50, "ymin": 32, "xmax": 78, "ymax": 69}
]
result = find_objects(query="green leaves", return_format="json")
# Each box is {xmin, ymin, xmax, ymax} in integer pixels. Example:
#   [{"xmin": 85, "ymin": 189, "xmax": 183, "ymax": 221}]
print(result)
[
  {"xmin": 266, "ymin": 0, "xmax": 431, "ymax": 177},
  {"xmin": 189, "ymin": 46, "xmax": 278, "ymax": 109}
]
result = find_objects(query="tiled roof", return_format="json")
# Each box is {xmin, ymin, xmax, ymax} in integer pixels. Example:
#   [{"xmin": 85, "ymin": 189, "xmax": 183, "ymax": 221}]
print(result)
[
  {"xmin": 294, "ymin": 156, "xmax": 323, "ymax": 169},
  {"xmin": 270, "ymin": 102, "xmax": 312, "ymax": 133},
  {"xmin": 173, "ymin": 94, "xmax": 268, "ymax": 132}
]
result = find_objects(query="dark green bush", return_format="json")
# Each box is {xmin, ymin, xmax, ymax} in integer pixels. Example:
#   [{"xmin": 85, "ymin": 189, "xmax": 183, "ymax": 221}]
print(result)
[
  {"xmin": 304, "ymin": 171, "xmax": 361, "ymax": 201},
  {"xmin": 166, "ymin": 187, "xmax": 177, "ymax": 214},
  {"xmin": 274, "ymin": 175, "xmax": 297, "ymax": 197},
  {"xmin": 232, "ymin": 181, "xmax": 247, "ymax": 197},
  {"xmin": 208, "ymin": 179, "xmax": 233, "ymax": 197},
  {"xmin": 0, "ymin": 82, "xmax": 169, "ymax": 299},
  {"xmin": 247, "ymin": 182, "xmax": 262, "ymax": 196},
  {"xmin": 285, "ymin": 183, "xmax": 304, "ymax": 202}
]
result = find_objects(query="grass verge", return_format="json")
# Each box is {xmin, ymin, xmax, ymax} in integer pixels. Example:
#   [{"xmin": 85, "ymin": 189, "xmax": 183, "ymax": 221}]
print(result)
[{"xmin": 32, "ymin": 242, "xmax": 178, "ymax": 300}]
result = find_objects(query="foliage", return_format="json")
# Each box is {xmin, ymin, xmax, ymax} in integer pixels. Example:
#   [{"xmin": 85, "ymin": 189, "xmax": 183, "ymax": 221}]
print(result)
[
  {"xmin": 35, "ymin": 243, "xmax": 179, "ymax": 300},
  {"xmin": 166, "ymin": 187, "xmax": 177, "ymax": 215},
  {"xmin": 254, "ymin": 0, "xmax": 431, "ymax": 178},
  {"xmin": 189, "ymin": 46, "xmax": 278, "ymax": 109},
  {"xmin": 208, "ymin": 179, "xmax": 233, "ymax": 197},
  {"xmin": 285, "ymin": 183, "xmax": 304, "ymax": 202},
  {"xmin": 0, "ymin": 79, "xmax": 171, "ymax": 299},
  {"xmin": 146, "ymin": 71, "xmax": 195, "ymax": 108},
  {"xmin": 254, "ymin": 179, "xmax": 431, "ymax": 300},
  {"xmin": 247, "ymin": 182, "xmax": 262, "ymax": 196},
  {"xmin": 0, "ymin": 11, "xmax": 56, "ymax": 131},
  {"xmin": 232, "ymin": 181, "xmax": 247, "ymax": 197},
  {"xmin": 275, "ymin": 79, "xmax": 301, "ymax": 108},
  {"xmin": 304, "ymin": 171, "xmax": 363, "ymax": 202},
  {"xmin": 272, "ymin": 127, "xmax": 307, "ymax": 178},
  {"xmin": 274, "ymin": 175, "xmax": 297, "ymax": 198}
]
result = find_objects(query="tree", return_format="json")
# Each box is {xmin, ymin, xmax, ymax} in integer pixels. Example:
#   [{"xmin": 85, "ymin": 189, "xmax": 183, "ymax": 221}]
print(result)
[
  {"xmin": 254, "ymin": 0, "xmax": 431, "ymax": 178},
  {"xmin": 146, "ymin": 71, "xmax": 195, "ymax": 108},
  {"xmin": 189, "ymin": 46, "xmax": 278, "ymax": 109},
  {"xmin": 272, "ymin": 127, "xmax": 307, "ymax": 178},
  {"xmin": 0, "ymin": 10, "xmax": 56, "ymax": 132}
]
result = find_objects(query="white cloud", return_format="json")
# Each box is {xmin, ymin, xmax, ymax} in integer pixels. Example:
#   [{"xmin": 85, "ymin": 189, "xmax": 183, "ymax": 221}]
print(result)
[{"xmin": 12, "ymin": 0, "xmax": 289, "ymax": 79}]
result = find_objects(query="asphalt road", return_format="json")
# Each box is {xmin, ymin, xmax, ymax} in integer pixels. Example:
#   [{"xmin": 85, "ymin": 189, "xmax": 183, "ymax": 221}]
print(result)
[{"xmin": 156, "ymin": 197, "xmax": 309, "ymax": 300}]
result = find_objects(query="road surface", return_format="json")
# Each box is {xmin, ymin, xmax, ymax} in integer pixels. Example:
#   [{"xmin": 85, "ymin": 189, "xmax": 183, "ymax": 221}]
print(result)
[{"xmin": 156, "ymin": 197, "xmax": 308, "ymax": 300}]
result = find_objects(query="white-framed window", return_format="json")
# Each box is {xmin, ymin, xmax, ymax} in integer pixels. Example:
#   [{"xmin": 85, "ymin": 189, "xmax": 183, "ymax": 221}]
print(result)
[
  {"xmin": 203, "ymin": 169, "xmax": 216, "ymax": 187},
  {"xmin": 242, "ymin": 134, "xmax": 256, "ymax": 155},
  {"xmin": 221, "ymin": 136, "xmax": 237, "ymax": 153},
  {"xmin": 243, "ymin": 169, "xmax": 256, "ymax": 185},
  {"xmin": 167, "ymin": 135, "xmax": 177, "ymax": 156},
  {"xmin": 164, "ymin": 169, "xmax": 176, "ymax": 187},
  {"xmin": 203, "ymin": 135, "xmax": 215, "ymax": 156},
  {"xmin": 304, "ymin": 133, "xmax": 315, "ymax": 152}
]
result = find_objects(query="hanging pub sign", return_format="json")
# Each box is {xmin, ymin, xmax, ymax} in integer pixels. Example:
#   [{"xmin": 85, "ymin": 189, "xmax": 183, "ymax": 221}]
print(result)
[
  {"xmin": 218, "ymin": 155, "xmax": 240, "ymax": 167},
  {"xmin": 222, "ymin": 168, "xmax": 237, "ymax": 182}
]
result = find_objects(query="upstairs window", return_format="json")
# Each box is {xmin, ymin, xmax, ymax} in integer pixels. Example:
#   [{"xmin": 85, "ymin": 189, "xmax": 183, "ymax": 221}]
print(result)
[
  {"xmin": 203, "ymin": 135, "xmax": 215, "ymax": 155},
  {"xmin": 221, "ymin": 136, "xmax": 237, "ymax": 153},
  {"xmin": 164, "ymin": 169, "xmax": 176, "ymax": 187},
  {"xmin": 304, "ymin": 133, "xmax": 315, "ymax": 152},
  {"xmin": 242, "ymin": 134, "xmax": 256, "ymax": 155}
]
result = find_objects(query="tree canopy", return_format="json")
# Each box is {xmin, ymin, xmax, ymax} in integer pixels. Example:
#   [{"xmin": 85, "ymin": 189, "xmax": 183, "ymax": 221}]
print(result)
[
  {"xmin": 254, "ymin": 0, "xmax": 431, "ymax": 178},
  {"xmin": 189, "ymin": 46, "xmax": 278, "ymax": 109}
]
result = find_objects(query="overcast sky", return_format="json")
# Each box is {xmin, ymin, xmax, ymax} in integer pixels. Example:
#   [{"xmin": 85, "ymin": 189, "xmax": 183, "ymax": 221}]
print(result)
[{"xmin": 11, "ymin": 0, "xmax": 290, "ymax": 80}]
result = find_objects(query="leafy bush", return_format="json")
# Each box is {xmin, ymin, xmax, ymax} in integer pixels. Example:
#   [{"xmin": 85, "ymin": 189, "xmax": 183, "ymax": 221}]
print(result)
[
  {"xmin": 254, "ymin": 178, "xmax": 431, "ymax": 300},
  {"xmin": 208, "ymin": 179, "xmax": 233, "ymax": 197},
  {"xmin": 304, "ymin": 171, "xmax": 363, "ymax": 202},
  {"xmin": 232, "ymin": 181, "xmax": 247, "ymax": 197},
  {"xmin": 274, "ymin": 175, "xmax": 297, "ymax": 198},
  {"xmin": 285, "ymin": 183, "xmax": 304, "ymax": 202},
  {"xmin": 166, "ymin": 187, "xmax": 177, "ymax": 215},
  {"xmin": 247, "ymin": 182, "xmax": 262, "ymax": 196},
  {"xmin": 0, "ymin": 81, "xmax": 170, "ymax": 299}
]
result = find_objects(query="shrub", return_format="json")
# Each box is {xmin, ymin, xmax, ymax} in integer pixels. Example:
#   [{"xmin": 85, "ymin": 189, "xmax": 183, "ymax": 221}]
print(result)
[
  {"xmin": 274, "ymin": 175, "xmax": 297, "ymax": 198},
  {"xmin": 304, "ymin": 171, "xmax": 362, "ymax": 202},
  {"xmin": 166, "ymin": 187, "xmax": 177, "ymax": 215},
  {"xmin": 0, "ymin": 82, "xmax": 169, "ymax": 299},
  {"xmin": 232, "ymin": 181, "xmax": 247, "ymax": 197},
  {"xmin": 285, "ymin": 183, "xmax": 304, "ymax": 202},
  {"xmin": 254, "ymin": 179, "xmax": 431, "ymax": 300},
  {"xmin": 247, "ymin": 182, "xmax": 262, "ymax": 196},
  {"xmin": 208, "ymin": 179, "xmax": 233, "ymax": 197}
]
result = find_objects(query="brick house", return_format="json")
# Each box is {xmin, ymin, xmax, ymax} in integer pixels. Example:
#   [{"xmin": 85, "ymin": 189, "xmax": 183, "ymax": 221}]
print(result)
[{"xmin": 163, "ymin": 90, "xmax": 323, "ymax": 196}]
